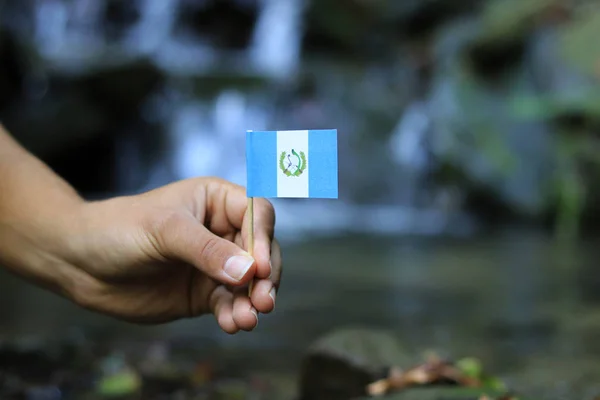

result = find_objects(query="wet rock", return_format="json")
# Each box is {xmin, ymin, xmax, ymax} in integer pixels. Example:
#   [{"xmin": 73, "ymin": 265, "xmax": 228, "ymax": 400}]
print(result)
[
  {"xmin": 298, "ymin": 328, "xmax": 413, "ymax": 400},
  {"xmin": 72, "ymin": 58, "xmax": 164, "ymax": 120},
  {"xmin": 425, "ymin": 45, "xmax": 558, "ymax": 220},
  {"xmin": 424, "ymin": 6, "xmax": 600, "ymax": 226}
]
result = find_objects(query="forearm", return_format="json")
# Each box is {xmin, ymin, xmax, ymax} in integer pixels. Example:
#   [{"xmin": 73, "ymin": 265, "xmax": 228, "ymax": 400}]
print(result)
[{"xmin": 0, "ymin": 125, "xmax": 85, "ymax": 295}]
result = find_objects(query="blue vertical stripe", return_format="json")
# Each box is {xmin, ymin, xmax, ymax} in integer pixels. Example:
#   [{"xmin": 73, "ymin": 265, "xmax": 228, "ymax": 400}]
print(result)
[
  {"xmin": 308, "ymin": 129, "xmax": 338, "ymax": 198},
  {"xmin": 246, "ymin": 130, "xmax": 277, "ymax": 197}
]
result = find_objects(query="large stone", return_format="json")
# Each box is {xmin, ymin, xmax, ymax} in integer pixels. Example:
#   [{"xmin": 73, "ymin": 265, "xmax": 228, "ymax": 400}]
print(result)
[
  {"xmin": 425, "ymin": 42, "xmax": 558, "ymax": 220},
  {"xmin": 298, "ymin": 328, "xmax": 413, "ymax": 400}
]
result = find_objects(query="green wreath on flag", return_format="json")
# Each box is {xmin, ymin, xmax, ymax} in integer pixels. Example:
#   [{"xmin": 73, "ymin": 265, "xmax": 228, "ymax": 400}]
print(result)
[{"xmin": 279, "ymin": 149, "xmax": 307, "ymax": 177}]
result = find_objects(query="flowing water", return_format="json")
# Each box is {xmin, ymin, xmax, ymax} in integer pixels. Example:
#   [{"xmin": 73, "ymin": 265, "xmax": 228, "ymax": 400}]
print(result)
[{"xmin": 1, "ymin": 228, "xmax": 599, "ymax": 398}]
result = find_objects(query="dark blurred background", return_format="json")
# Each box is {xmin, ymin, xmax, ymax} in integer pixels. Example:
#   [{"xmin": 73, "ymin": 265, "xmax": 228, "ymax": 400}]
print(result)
[{"xmin": 0, "ymin": 0, "xmax": 600, "ymax": 399}]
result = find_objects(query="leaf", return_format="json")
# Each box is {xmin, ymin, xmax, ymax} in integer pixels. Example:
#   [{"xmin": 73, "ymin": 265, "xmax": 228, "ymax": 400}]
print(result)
[
  {"xmin": 456, "ymin": 357, "xmax": 482, "ymax": 378},
  {"xmin": 97, "ymin": 368, "xmax": 141, "ymax": 397},
  {"xmin": 456, "ymin": 358, "xmax": 507, "ymax": 392},
  {"xmin": 481, "ymin": 376, "xmax": 508, "ymax": 391}
]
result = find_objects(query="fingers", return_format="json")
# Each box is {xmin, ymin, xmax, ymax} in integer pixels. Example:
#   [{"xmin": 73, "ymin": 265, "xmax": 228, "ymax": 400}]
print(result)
[
  {"xmin": 269, "ymin": 239, "xmax": 282, "ymax": 288},
  {"xmin": 209, "ymin": 285, "xmax": 238, "ymax": 334},
  {"xmin": 250, "ymin": 239, "xmax": 282, "ymax": 314},
  {"xmin": 209, "ymin": 285, "xmax": 258, "ymax": 333},
  {"xmin": 200, "ymin": 179, "xmax": 275, "ymax": 280},
  {"xmin": 249, "ymin": 279, "xmax": 276, "ymax": 313},
  {"xmin": 207, "ymin": 239, "xmax": 281, "ymax": 334},
  {"xmin": 245, "ymin": 198, "xmax": 276, "ymax": 279},
  {"xmin": 233, "ymin": 288, "xmax": 258, "ymax": 330},
  {"xmin": 153, "ymin": 212, "xmax": 256, "ymax": 286}
]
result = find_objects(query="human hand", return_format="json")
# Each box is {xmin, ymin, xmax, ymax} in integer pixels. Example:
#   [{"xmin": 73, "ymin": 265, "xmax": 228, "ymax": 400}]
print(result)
[{"xmin": 60, "ymin": 178, "xmax": 280, "ymax": 333}]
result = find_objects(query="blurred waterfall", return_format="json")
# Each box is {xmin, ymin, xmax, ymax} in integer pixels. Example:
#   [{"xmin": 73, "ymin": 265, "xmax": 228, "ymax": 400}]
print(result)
[
  {"xmin": 167, "ymin": 90, "xmax": 270, "ymax": 189},
  {"xmin": 1, "ymin": 0, "xmax": 477, "ymax": 239},
  {"xmin": 33, "ymin": 0, "xmax": 105, "ymax": 61},
  {"xmin": 388, "ymin": 101, "xmax": 432, "ymax": 207},
  {"xmin": 123, "ymin": 0, "xmax": 177, "ymax": 55},
  {"xmin": 249, "ymin": 0, "xmax": 305, "ymax": 80}
]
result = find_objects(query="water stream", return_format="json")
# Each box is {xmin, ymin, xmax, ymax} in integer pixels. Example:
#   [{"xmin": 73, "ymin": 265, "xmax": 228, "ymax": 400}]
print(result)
[{"xmin": 1, "ymin": 229, "xmax": 599, "ymax": 398}]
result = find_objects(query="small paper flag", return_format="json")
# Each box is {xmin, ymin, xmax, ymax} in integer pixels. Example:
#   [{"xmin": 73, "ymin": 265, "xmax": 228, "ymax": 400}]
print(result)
[{"xmin": 246, "ymin": 129, "xmax": 338, "ymax": 198}]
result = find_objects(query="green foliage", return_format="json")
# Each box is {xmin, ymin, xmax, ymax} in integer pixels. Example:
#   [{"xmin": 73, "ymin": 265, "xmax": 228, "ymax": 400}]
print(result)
[
  {"xmin": 97, "ymin": 368, "xmax": 141, "ymax": 397},
  {"xmin": 456, "ymin": 357, "xmax": 508, "ymax": 392},
  {"xmin": 509, "ymin": 92, "xmax": 600, "ymax": 120},
  {"xmin": 480, "ymin": 0, "xmax": 556, "ymax": 39},
  {"xmin": 560, "ymin": 10, "xmax": 600, "ymax": 79},
  {"xmin": 456, "ymin": 357, "xmax": 482, "ymax": 378}
]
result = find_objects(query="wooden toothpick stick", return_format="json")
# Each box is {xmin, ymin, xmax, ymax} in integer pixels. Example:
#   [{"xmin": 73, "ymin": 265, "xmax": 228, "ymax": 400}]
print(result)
[{"xmin": 247, "ymin": 197, "xmax": 255, "ymax": 296}]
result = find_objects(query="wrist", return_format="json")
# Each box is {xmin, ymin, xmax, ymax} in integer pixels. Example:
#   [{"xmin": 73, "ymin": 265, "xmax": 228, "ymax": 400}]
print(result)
[
  {"xmin": 0, "ymin": 190, "xmax": 88, "ymax": 299},
  {"xmin": 0, "ymin": 127, "xmax": 101, "ymax": 303}
]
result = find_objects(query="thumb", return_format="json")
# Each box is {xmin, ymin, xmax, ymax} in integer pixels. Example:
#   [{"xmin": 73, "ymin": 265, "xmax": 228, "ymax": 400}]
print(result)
[{"xmin": 153, "ymin": 213, "xmax": 256, "ymax": 286}]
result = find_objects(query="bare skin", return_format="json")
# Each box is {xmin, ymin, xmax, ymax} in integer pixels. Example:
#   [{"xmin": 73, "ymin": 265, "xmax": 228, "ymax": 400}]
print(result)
[{"xmin": 0, "ymin": 126, "xmax": 281, "ymax": 333}]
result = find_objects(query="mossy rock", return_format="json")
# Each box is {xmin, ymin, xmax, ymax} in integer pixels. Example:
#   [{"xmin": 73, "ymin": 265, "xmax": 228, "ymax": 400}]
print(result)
[{"xmin": 298, "ymin": 328, "xmax": 413, "ymax": 400}]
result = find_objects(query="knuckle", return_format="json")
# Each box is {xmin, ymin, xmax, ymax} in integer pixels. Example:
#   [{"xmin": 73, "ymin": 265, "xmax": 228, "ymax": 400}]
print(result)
[
  {"xmin": 198, "ymin": 235, "xmax": 223, "ymax": 266},
  {"xmin": 142, "ymin": 210, "xmax": 170, "ymax": 238},
  {"xmin": 144, "ymin": 210, "xmax": 182, "ymax": 257},
  {"xmin": 259, "ymin": 198, "xmax": 275, "ymax": 215}
]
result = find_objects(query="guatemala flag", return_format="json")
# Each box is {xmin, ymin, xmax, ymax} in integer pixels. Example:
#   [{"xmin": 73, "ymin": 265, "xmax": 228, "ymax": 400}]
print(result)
[{"xmin": 246, "ymin": 129, "xmax": 338, "ymax": 198}]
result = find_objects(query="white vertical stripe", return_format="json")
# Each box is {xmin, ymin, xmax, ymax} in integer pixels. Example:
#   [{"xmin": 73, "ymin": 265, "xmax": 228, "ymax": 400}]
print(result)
[{"xmin": 276, "ymin": 130, "xmax": 309, "ymax": 197}]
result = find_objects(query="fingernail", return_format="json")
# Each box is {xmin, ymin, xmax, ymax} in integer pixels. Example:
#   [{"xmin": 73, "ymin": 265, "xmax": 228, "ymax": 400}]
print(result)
[
  {"xmin": 224, "ymin": 255, "xmax": 254, "ymax": 281},
  {"xmin": 268, "ymin": 260, "xmax": 272, "ymax": 278},
  {"xmin": 251, "ymin": 307, "xmax": 258, "ymax": 326},
  {"xmin": 269, "ymin": 287, "xmax": 276, "ymax": 304}
]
